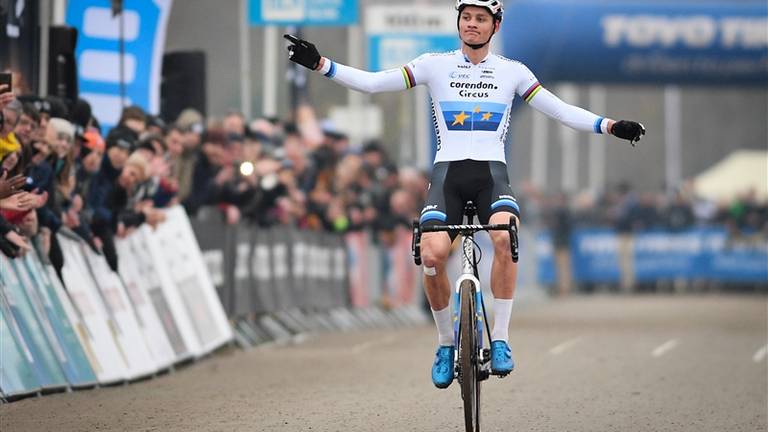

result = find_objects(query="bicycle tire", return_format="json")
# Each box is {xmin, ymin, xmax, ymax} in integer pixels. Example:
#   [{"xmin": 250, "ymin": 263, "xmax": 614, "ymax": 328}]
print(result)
[{"xmin": 458, "ymin": 280, "xmax": 480, "ymax": 432}]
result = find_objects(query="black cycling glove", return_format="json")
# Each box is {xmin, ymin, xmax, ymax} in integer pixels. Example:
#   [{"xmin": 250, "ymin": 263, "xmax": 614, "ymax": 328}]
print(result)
[
  {"xmin": 284, "ymin": 34, "xmax": 321, "ymax": 71},
  {"xmin": 611, "ymin": 120, "xmax": 646, "ymax": 146}
]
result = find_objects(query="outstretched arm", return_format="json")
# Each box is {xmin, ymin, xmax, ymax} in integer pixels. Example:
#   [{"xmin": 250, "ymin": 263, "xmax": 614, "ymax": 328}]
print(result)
[
  {"xmin": 285, "ymin": 34, "xmax": 416, "ymax": 94},
  {"xmin": 519, "ymin": 78, "xmax": 645, "ymax": 145}
]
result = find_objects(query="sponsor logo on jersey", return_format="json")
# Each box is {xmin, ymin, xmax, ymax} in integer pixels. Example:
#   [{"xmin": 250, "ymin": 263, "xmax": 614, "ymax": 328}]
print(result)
[
  {"xmin": 457, "ymin": 64, "xmax": 471, "ymax": 69},
  {"xmin": 439, "ymin": 101, "xmax": 506, "ymax": 132},
  {"xmin": 449, "ymin": 81, "xmax": 499, "ymax": 98},
  {"xmin": 450, "ymin": 71, "xmax": 471, "ymax": 80}
]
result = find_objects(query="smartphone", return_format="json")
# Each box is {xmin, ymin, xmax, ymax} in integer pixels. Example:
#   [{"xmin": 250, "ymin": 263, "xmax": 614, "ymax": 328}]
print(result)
[{"xmin": 0, "ymin": 73, "xmax": 11, "ymax": 94}]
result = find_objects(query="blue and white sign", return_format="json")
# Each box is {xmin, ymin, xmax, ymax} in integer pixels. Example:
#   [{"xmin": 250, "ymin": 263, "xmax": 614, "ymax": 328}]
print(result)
[
  {"xmin": 66, "ymin": 0, "xmax": 173, "ymax": 130},
  {"xmin": 502, "ymin": 1, "xmax": 768, "ymax": 85},
  {"xmin": 366, "ymin": 6, "xmax": 459, "ymax": 71},
  {"xmin": 249, "ymin": 0, "xmax": 358, "ymax": 26},
  {"xmin": 537, "ymin": 227, "xmax": 768, "ymax": 284}
]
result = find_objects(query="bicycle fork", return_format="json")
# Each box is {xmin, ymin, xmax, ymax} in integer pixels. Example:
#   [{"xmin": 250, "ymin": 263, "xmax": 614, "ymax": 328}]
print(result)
[{"xmin": 453, "ymin": 235, "xmax": 493, "ymax": 382}]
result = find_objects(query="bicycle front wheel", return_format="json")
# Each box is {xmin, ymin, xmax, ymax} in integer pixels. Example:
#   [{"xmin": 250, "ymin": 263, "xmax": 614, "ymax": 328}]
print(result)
[{"xmin": 458, "ymin": 280, "xmax": 480, "ymax": 432}]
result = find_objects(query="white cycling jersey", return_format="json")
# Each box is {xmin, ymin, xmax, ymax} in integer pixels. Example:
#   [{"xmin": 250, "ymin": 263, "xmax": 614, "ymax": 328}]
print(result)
[{"xmin": 318, "ymin": 49, "xmax": 612, "ymax": 164}]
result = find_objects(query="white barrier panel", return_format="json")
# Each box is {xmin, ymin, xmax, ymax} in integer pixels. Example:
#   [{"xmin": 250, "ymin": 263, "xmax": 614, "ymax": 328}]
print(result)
[
  {"xmin": 152, "ymin": 207, "xmax": 233, "ymax": 353},
  {"xmin": 43, "ymin": 262, "xmax": 102, "ymax": 382},
  {"xmin": 115, "ymin": 238, "xmax": 177, "ymax": 370},
  {"xmin": 137, "ymin": 226, "xmax": 204, "ymax": 357},
  {"xmin": 58, "ymin": 235, "xmax": 128, "ymax": 384},
  {"xmin": 81, "ymin": 243, "xmax": 158, "ymax": 379},
  {"xmin": 127, "ymin": 230, "xmax": 194, "ymax": 362}
]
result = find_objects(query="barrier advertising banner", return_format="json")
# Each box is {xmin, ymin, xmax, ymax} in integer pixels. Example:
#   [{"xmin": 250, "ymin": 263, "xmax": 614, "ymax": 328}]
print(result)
[
  {"xmin": 127, "ymin": 227, "xmax": 193, "ymax": 362},
  {"xmin": 81, "ymin": 244, "xmax": 158, "ymax": 379},
  {"xmin": 42, "ymin": 262, "xmax": 102, "ymax": 384},
  {"xmin": 150, "ymin": 206, "xmax": 233, "ymax": 354},
  {"xmin": 20, "ymin": 254, "xmax": 97, "ymax": 387},
  {"xmin": 116, "ymin": 238, "xmax": 177, "ymax": 370},
  {"xmin": 132, "ymin": 226, "xmax": 203, "ymax": 357},
  {"xmin": 0, "ymin": 279, "xmax": 41, "ymax": 398},
  {"xmin": 537, "ymin": 227, "xmax": 768, "ymax": 284},
  {"xmin": 0, "ymin": 255, "xmax": 68, "ymax": 391},
  {"xmin": 58, "ymin": 235, "xmax": 128, "ymax": 384}
]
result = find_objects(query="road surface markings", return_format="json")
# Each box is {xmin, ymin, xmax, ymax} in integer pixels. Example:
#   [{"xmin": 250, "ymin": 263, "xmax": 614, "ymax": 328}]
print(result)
[
  {"xmin": 350, "ymin": 335, "xmax": 397, "ymax": 354},
  {"xmin": 549, "ymin": 337, "xmax": 582, "ymax": 355},
  {"xmin": 753, "ymin": 345, "xmax": 768, "ymax": 363},
  {"xmin": 652, "ymin": 339, "xmax": 679, "ymax": 358}
]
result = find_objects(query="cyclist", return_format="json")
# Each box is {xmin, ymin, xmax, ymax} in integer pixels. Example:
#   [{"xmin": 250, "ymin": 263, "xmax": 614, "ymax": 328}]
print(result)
[{"xmin": 285, "ymin": 0, "xmax": 645, "ymax": 389}]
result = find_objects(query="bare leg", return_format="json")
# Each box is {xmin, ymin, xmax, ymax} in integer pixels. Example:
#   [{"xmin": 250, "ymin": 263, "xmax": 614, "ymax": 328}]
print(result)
[
  {"xmin": 489, "ymin": 212, "xmax": 519, "ymax": 300},
  {"xmin": 421, "ymin": 231, "xmax": 453, "ymax": 310},
  {"xmin": 488, "ymin": 212, "xmax": 519, "ymax": 344}
]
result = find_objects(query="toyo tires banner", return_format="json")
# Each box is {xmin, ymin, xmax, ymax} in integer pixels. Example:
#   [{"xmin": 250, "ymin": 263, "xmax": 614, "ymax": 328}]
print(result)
[{"xmin": 501, "ymin": 1, "xmax": 768, "ymax": 85}]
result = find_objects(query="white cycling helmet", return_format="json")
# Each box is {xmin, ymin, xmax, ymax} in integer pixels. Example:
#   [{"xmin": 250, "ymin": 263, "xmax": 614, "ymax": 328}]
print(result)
[{"xmin": 455, "ymin": 0, "xmax": 504, "ymax": 19}]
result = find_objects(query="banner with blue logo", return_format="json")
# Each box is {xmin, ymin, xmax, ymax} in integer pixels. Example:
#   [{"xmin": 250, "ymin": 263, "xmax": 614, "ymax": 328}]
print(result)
[
  {"xmin": 66, "ymin": 0, "xmax": 173, "ymax": 130},
  {"xmin": 249, "ymin": 0, "xmax": 358, "ymax": 26},
  {"xmin": 538, "ymin": 228, "xmax": 768, "ymax": 284},
  {"xmin": 366, "ymin": 5, "xmax": 459, "ymax": 71},
  {"xmin": 502, "ymin": 1, "xmax": 768, "ymax": 85}
]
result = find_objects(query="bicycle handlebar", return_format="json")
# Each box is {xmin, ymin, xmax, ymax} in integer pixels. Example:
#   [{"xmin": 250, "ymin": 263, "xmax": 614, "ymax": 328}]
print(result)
[
  {"xmin": 420, "ymin": 223, "xmax": 511, "ymax": 234},
  {"xmin": 411, "ymin": 218, "xmax": 519, "ymax": 265}
]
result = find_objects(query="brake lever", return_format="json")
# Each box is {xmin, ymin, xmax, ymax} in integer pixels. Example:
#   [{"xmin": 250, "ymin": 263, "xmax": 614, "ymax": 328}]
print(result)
[
  {"xmin": 508, "ymin": 217, "xmax": 519, "ymax": 263},
  {"xmin": 411, "ymin": 220, "xmax": 422, "ymax": 266}
]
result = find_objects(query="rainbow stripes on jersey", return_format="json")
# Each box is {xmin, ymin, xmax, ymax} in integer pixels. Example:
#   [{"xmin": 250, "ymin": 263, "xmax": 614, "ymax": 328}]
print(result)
[
  {"xmin": 523, "ymin": 82, "xmax": 543, "ymax": 103},
  {"xmin": 401, "ymin": 66, "xmax": 416, "ymax": 89}
]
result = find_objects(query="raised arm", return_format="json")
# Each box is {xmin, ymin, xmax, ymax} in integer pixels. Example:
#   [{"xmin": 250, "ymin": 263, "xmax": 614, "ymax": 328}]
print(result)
[
  {"xmin": 284, "ymin": 34, "xmax": 418, "ymax": 94},
  {"xmin": 516, "ymin": 66, "xmax": 645, "ymax": 145}
]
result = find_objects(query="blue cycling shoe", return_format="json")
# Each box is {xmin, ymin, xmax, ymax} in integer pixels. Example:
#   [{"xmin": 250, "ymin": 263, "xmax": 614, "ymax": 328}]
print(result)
[
  {"xmin": 491, "ymin": 340, "xmax": 514, "ymax": 375},
  {"xmin": 431, "ymin": 345, "xmax": 455, "ymax": 389}
]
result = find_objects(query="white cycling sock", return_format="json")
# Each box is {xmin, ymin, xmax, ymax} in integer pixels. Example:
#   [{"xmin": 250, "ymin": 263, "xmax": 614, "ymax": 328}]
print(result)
[
  {"xmin": 431, "ymin": 306, "xmax": 454, "ymax": 346},
  {"xmin": 491, "ymin": 298, "xmax": 514, "ymax": 342}
]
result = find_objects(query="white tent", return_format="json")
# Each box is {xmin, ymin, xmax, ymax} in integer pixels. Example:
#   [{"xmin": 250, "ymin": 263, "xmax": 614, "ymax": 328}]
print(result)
[{"xmin": 693, "ymin": 150, "xmax": 768, "ymax": 202}]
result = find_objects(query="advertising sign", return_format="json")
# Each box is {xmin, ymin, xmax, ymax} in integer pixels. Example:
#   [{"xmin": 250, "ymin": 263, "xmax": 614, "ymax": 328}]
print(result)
[
  {"xmin": 538, "ymin": 227, "xmax": 768, "ymax": 284},
  {"xmin": 366, "ymin": 5, "xmax": 459, "ymax": 71},
  {"xmin": 66, "ymin": 0, "xmax": 173, "ymax": 130},
  {"xmin": 249, "ymin": 0, "xmax": 358, "ymax": 26},
  {"xmin": 502, "ymin": 1, "xmax": 768, "ymax": 85}
]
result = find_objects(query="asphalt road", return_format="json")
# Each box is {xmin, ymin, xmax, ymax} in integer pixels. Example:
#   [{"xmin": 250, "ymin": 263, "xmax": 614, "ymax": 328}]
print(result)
[{"xmin": 1, "ymin": 295, "xmax": 766, "ymax": 432}]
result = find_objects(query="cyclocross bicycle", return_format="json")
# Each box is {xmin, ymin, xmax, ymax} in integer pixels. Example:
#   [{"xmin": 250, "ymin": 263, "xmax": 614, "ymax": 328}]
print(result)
[{"xmin": 412, "ymin": 202, "xmax": 519, "ymax": 432}]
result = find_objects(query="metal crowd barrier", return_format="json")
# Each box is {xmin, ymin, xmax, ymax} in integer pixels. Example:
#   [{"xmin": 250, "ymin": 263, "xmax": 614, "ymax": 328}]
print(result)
[{"xmin": 190, "ymin": 208, "xmax": 429, "ymax": 347}]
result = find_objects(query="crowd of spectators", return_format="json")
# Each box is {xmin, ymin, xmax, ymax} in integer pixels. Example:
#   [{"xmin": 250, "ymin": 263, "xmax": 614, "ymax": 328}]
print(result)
[
  {"xmin": 531, "ymin": 182, "xmax": 768, "ymax": 241},
  {"xmin": 0, "ymin": 79, "xmax": 429, "ymax": 282},
  {"xmin": 527, "ymin": 182, "xmax": 768, "ymax": 295}
]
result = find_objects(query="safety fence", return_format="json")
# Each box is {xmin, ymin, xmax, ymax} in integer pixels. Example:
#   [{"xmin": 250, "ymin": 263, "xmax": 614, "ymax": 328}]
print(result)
[
  {"xmin": 536, "ymin": 227, "xmax": 768, "ymax": 285},
  {"xmin": 189, "ymin": 208, "xmax": 427, "ymax": 347},
  {"xmin": 0, "ymin": 207, "xmax": 232, "ymax": 401}
]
